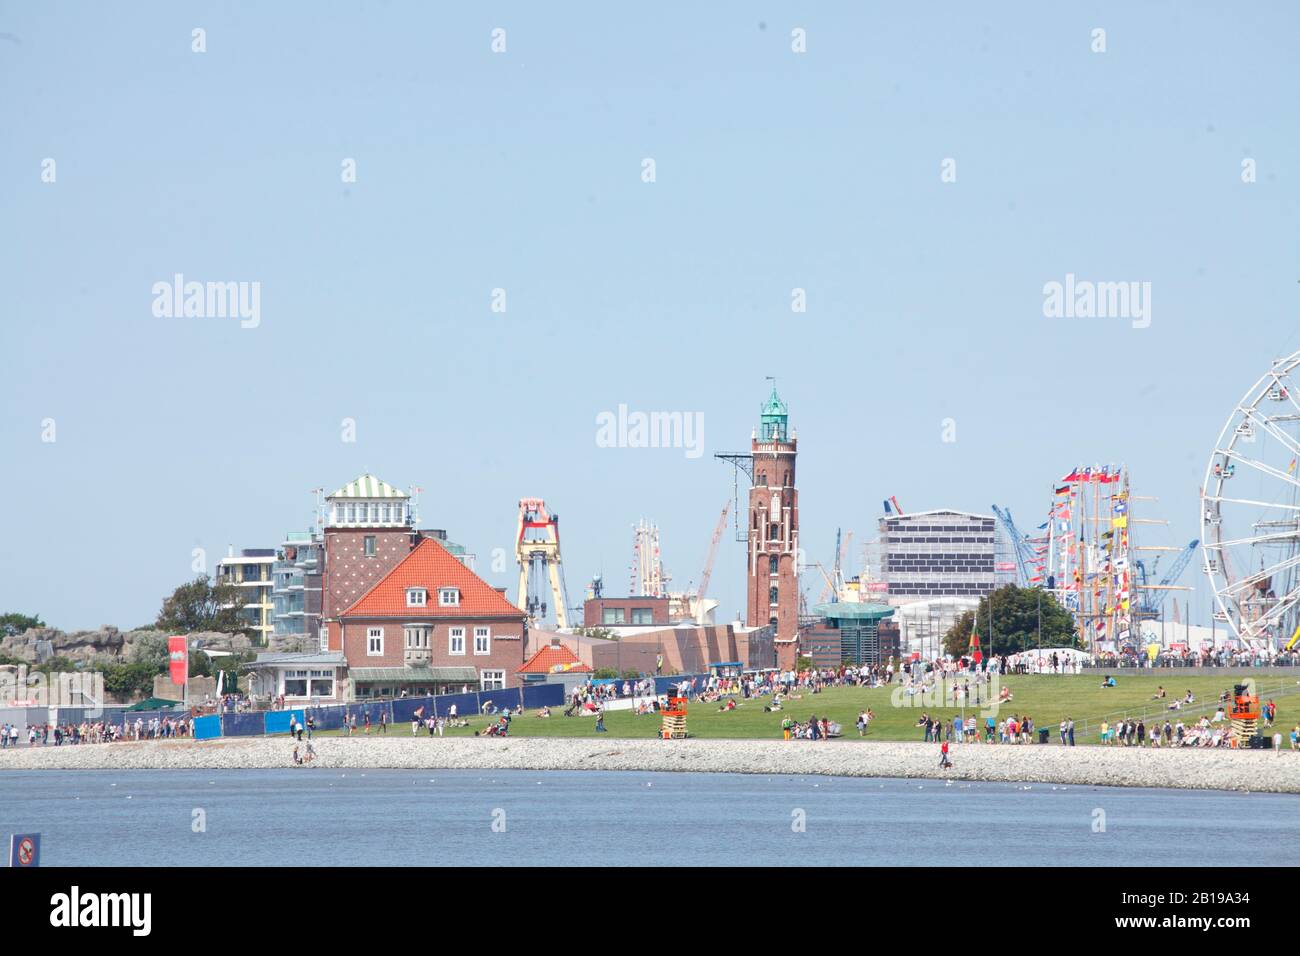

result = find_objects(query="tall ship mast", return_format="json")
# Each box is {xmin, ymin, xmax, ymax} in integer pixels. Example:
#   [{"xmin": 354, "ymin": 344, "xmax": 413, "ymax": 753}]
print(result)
[{"xmin": 1043, "ymin": 465, "xmax": 1177, "ymax": 651}]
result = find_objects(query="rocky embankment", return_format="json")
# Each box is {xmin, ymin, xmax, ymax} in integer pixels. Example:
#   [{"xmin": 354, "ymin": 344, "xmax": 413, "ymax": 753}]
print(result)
[{"xmin": 1, "ymin": 736, "xmax": 1295, "ymax": 792}]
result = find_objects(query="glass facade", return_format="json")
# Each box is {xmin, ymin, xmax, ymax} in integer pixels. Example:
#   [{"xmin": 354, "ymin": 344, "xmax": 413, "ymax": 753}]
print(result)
[
  {"xmin": 881, "ymin": 512, "xmax": 999, "ymax": 599},
  {"xmin": 272, "ymin": 532, "xmax": 323, "ymax": 643}
]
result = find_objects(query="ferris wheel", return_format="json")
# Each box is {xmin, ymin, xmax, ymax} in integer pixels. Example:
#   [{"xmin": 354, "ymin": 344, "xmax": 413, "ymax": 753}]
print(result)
[{"xmin": 1202, "ymin": 349, "xmax": 1300, "ymax": 649}]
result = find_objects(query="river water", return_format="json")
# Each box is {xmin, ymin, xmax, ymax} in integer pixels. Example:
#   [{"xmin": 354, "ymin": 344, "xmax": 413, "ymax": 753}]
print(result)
[{"xmin": 1, "ymin": 769, "xmax": 1296, "ymax": 866}]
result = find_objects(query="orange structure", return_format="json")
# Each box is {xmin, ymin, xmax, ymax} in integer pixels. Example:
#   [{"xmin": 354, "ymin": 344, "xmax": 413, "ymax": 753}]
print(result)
[
  {"xmin": 661, "ymin": 696, "xmax": 688, "ymax": 739},
  {"xmin": 1229, "ymin": 684, "xmax": 1260, "ymax": 746}
]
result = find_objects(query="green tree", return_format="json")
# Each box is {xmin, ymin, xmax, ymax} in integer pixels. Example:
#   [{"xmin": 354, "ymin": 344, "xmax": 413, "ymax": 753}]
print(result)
[
  {"xmin": 101, "ymin": 661, "xmax": 161, "ymax": 699},
  {"xmin": 0, "ymin": 612, "xmax": 45, "ymax": 637},
  {"xmin": 155, "ymin": 575, "xmax": 247, "ymax": 634},
  {"xmin": 942, "ymin": 585, "xmax": 1077, "ymax": 658}
]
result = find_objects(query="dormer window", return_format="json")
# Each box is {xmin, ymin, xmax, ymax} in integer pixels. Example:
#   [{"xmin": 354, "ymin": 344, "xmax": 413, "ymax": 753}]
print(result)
[
  {"xmin": 438, "ymin": 587, "xmax": 460, "ymax": 607},
  {"xmin": 406, "ymin": 588, "xmax": 427, "ymax": 607}
]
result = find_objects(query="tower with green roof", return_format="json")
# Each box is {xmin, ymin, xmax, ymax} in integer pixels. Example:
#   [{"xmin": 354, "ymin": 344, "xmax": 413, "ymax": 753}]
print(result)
[{"xmin": 746, "ymin": 383, "xmax": 800, "ymax": 670}]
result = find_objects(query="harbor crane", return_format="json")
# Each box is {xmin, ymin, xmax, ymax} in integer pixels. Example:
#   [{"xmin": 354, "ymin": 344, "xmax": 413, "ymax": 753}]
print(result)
[
  {"xmin": 515, "ymin": 498, "xmax": 572, "ymax": 630},
  {"xmin": 689, "ymin": 502, "xmax": 730, "ymax": 624},
  {"xmin": 992, "ymin": 504, "xmax": 1039, "ymax": 587}
]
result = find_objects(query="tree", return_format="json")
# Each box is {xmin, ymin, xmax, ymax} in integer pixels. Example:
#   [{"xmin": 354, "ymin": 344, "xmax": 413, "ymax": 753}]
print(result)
[
  {"xmin": 155, "ymin": 575, "xmax": 247, "ymax": 634},
  {"xmin": 0, "ymin": 612, "xmax": 45, "ymax": 637},
  {"xmin": 942, "ymin": 584, "xmax": 1077, "ymax": 658}
]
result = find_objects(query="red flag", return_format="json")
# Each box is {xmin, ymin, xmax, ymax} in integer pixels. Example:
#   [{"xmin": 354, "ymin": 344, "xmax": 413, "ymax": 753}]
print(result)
[
  {"xmin": 168, "ymin": 636, "xmax": 188, "ymax": 685},
  {"xmin": 969, "ymin": 624, "xmax": 983, "ymax": 663}
]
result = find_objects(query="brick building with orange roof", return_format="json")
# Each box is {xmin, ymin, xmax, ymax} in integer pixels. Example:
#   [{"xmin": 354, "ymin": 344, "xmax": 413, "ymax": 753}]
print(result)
[
  {"xmin": 338, "ymin": 536, "xmax": 528, "ymax": 697},
  {"xmin": 517, "ymin": 638, "xmax": 592, "ymax": 685}
]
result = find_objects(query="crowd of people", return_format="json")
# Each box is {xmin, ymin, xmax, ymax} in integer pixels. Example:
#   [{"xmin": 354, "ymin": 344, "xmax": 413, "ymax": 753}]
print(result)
[{"xmin": 0, "ymin": 714, "xmax": 194, "ymax": 747}]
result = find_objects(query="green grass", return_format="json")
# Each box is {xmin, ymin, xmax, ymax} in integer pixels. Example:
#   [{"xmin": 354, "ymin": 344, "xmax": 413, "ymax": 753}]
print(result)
[{"xmin": 312, "ymin": 673, "xmax": 1299, "ymax": 745}]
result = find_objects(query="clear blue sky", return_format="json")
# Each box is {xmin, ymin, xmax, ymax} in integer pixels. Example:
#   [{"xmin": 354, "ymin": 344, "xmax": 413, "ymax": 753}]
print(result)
[{"xmin": 2, "ymin": 2, "xmax": 1297, "ymax": 631}]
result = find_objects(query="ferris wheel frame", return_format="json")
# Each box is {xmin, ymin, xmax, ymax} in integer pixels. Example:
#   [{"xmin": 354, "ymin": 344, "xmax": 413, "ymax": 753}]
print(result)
[{"xmin": 1201, "ymin": 349, "xmax": 1300, "ymax": 647}]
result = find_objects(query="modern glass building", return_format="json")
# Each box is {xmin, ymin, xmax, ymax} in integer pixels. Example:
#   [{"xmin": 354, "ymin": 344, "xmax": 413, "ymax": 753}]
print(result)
[
  {"xmin": 215, "ymin": 548, "xmax": 277, "ymax": 645},
  {"xmin": 272, "ymin": 530, "xmax": 324, "ymax": 646},
  {"xmin": 804, "ymin": 602, "xmax": 897, "ymax": 667},
  {"xmin": 880, "ymin": 510, "xmax": 999, "ymax": 600}
]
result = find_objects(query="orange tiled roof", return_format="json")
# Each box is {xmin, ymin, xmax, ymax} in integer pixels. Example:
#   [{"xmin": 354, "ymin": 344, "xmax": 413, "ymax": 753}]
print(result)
[
  {"xmin": 517, "ymin": 644, "xmax": 592, "ymax": 674},
  {"xmin": 341, "ymin": 537, "xmax": 524, "ymax": 619}
]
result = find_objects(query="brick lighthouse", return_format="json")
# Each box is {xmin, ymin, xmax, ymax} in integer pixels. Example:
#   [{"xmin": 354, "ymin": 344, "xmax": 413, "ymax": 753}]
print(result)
[{"xmin": 745, "ymin": 384, "xmax": 801, "ymax": 670}]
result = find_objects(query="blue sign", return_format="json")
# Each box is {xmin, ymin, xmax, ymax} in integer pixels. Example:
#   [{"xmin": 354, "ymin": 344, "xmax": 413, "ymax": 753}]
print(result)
[{"xmin": 9, "ymin": 833, "xmax": 40, "ymax": 867}]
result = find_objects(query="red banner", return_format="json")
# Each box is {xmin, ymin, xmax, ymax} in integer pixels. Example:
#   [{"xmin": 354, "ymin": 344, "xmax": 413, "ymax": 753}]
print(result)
[{"xmin": 168, "ymin": 636, "xmax": 187, "ymax": 685}]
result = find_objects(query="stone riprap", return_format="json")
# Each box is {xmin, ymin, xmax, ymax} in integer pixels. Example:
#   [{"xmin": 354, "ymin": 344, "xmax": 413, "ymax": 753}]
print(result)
[{"xmin": 1, "ymin": 737, "xmax": 1296, "ymax": 792}]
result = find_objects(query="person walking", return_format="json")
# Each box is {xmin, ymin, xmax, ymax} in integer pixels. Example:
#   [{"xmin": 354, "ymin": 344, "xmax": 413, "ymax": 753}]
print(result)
[
  {"xmin": 1067, "ymin": 717, "xmax": 1075, "ymax": 747},
  {"xmin": 939, "ymin": 739, "xmax": 952, "ymax": 769}
]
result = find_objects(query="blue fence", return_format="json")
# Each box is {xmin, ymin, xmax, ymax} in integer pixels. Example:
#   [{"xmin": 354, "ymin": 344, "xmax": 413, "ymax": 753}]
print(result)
[
  {"xmin": 264, "ymin": 709, "xmax": 306, "ymax": 735},
  {"xmin": 194, "ymin": 684, "xmax": 565, "ymax": 741},
  {"xmin": 221, "ymin": 712, "xmax": 267, "ymax": 737}
]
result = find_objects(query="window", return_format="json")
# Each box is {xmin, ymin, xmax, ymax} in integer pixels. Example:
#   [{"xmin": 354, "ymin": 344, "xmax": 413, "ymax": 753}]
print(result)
[
  {"xmin": 631, "ymin": 608, "xmax": 653, "ymax": 625},
  {"xmin": 602, "ymin": 607, "xmax": 626, "ymax": 625},
  {"xmin": 449, "ymin": 627, "xmax": 465, "ymax": 655},
  {"xmin": 284, "ymin": 669, "xmax": 308, "ymax": 697},
  {"xmin": 405, "ymin": 626, "xmax": 430, "ymax": 649},
  {"xmin": 346, "ymin": 504, "xmax": 356, "ymax": 523},
  {"xmin": 406, "ymin": 587, "xmax": 427, "ymax": 607},
  {"xmin": 364, "ymin": 536, "xmax": 376, "ymax": 557},
  {"xmin": 769, "ymin": 523, "xmax": 780, "ymax": 541},
  {"xmin": 438, "ymin": 588, "xmax": 460, "ymax": 607},
  {"xmin": 474, "ymin": 626, "xmax": 490, "ymax": 655},
  {"xmin": 769, "ymin": 586, "xmax": 778, "ymax": 606},
  {"xmin": 769, "ymin": 555, "xmax": 779, "ymax": 575},
  {"xmin": 381, "ymin": 503, "xmax": 390, "ymax": 523},
  {"xmin": 394, "ymin": 503, "xmax": 405, "ymax": 524},
  {"xmin": 308, "ymin": 670, "xmax": 334, "ymax": 698},
  {"xmin": 367, "ymin": 627, "xmax": 384, "ymax": 656},
  {"xmin": 319, "ymin": 624, "xmax": 329, "ymax": 653},
  {"xmin": 480, "ymin": 670, "xmax": 506, "ymax": 691}
]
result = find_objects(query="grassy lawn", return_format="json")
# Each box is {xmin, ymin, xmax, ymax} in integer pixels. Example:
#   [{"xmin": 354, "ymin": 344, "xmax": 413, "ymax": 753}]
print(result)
[{"xmin": 312, "ymin": 673, "xmax": 1298, "ymax": 745}]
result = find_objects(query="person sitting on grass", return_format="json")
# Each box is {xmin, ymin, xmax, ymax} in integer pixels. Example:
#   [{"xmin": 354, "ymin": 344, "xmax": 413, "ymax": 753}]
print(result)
[
  {"xmin": 1100, "ymin": 675, "xmax": 1117, "ymax": 688},
  {"xmin": 998, "ymin": 685, "xmax": 1013, "ymax": 702},
  {"xmin": 1152, "ymin": 685, "xmax": 1166, "ymax": 700},
  {"xmin": 535, "ymin": 706, "xmax": 551, "ymax": 718},
  {"xmin": 718, "ymin": 698, "xmax": 737, "ymax": 712}
]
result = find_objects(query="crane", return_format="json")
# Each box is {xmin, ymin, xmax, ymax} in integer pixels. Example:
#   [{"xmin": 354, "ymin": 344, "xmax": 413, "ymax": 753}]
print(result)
[
  {"xmin": 992, "ymin": 504, "xmax": 1038, "ymax": 587},
  {"xmin": 692, "ymin": 502, "xmax": 730, "ymax": 623},
  {"xmin": 515, "ymin": 498, "xmax": 572, "ymax": 629},
  {"xmin": 820, "ymin": 528, "xmax": 843, "ymax": 602},
  {"xmin": 1142, "ymin": 540, "xmax": 1200, "ymax": 618}
]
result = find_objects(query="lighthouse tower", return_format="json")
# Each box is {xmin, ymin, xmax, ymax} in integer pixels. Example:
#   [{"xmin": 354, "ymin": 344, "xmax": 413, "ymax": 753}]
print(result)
[{"xmin": 745, "ymin": 385, "xmax": 800, "ymax": 670}]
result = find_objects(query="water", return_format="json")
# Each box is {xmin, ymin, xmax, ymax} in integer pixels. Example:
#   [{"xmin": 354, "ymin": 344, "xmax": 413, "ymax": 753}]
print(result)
[{"xmin": 1, "ymin": 769, "xmax": 1296, "ymax": 866}]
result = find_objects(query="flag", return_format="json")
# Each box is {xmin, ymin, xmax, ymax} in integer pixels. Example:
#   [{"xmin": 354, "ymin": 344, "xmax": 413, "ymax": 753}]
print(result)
[
  {"xmin": 168, "ymin": 635, "xmax": 188, "ymax": 686},
  {"xmin": 1289, "ymin": 458, "xmax": 1297, "ymax": 475},
  {"xmin": 1055, "ymin": 485, "xmax": 1070, "ymax": 495},
  {"xmin": 969, "ymin": 623, "xmax": 983, "ymax": 664},
  {"xmin": 882, "ymin": 499, "xmax": 892, "ymax": 514}
]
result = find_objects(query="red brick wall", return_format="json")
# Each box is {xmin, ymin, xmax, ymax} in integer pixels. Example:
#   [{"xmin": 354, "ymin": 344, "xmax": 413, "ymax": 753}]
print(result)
[
  {"xmin": 323, "ymin": 528, "xmax": 416, "ymax": 622},
  {"xmin": 342, "ymin": 616, "xmax": 526, "ymax": 688},
  {"xmin": 582, "ymin": 597, "xmax": 671, "ymax": 627},
  {"xmin": 745, "ymin": 440, "xmax": 800, "ymax": 669}
]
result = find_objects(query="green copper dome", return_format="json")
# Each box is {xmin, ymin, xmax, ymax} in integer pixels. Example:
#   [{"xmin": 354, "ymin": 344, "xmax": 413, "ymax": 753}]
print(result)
[{"xmin": 759, "ymin": 383, "xmax": 788, "ymax": 441}]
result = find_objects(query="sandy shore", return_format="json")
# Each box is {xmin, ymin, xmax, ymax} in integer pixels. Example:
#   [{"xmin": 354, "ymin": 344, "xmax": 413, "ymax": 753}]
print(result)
[{"xmin": 1, "ymin": 736, "xmax": 1296, "ymax": 792}]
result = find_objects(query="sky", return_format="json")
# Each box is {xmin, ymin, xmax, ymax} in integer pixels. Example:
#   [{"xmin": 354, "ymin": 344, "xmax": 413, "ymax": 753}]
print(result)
[{"xmin": 1, "ymin": 2, "xmax": 1298, "ymax": 632}]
